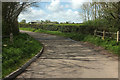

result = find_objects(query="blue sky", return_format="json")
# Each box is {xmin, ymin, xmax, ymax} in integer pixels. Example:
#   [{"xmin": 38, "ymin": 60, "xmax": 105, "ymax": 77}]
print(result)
[{"xmin": 18, "ymin": 0, "xmax": 85, "ymax": 23}]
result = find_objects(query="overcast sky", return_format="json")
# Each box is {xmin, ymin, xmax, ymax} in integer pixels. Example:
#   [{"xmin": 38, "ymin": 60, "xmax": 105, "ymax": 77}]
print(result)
[{"xmin": 18, "ymin": 0, "xmax": 85, "ymax": 23}]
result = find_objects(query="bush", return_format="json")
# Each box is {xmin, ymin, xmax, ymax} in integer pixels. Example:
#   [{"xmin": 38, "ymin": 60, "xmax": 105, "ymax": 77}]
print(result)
[{"xmin": 19, "ymin": 23, "xmax": 95, "ymax": 35}]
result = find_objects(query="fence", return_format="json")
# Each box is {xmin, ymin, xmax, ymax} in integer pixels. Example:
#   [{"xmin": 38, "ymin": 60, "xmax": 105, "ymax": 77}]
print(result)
[{"xmin": 94, "ymin": 30, "xmax": 120, "ymax": 42}]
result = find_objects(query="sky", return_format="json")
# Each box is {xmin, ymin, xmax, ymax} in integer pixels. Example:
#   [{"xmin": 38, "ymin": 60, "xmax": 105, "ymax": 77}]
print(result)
[{"xmin": 18, "ymin": 0, "xmax": 85, "ymax": 23}]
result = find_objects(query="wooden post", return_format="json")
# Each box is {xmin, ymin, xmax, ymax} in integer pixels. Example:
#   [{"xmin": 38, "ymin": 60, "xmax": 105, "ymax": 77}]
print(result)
[
  {"xmin": 102, "ymin": 30, "xmax": 105, "ymax": 40},
  {"xmin": 117, "ymin": 31, "xmax": 119, "ymax": 43},
  {"xmin": 94, "ymin": 29, "xmax": 97, "ymax": 36},
  {"xmin": 10, "ymin": 33, "xmax": 13, "ymax": 44}
]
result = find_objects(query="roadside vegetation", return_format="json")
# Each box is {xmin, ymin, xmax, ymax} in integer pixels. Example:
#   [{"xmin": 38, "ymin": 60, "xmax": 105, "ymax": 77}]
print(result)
[
  {"xmin": 2, "ymin": 1, "xmax": 120, "ymax": 78},
  {"xmin": 20, "ymin": 27, "xmax": 120, "ymax": 56},
  {"xmin": 2, "ymin": 33, "xmax": 43, "ymax": 78}
]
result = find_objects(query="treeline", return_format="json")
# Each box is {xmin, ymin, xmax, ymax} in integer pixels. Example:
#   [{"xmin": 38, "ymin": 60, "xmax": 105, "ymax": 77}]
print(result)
[
  {"xmin": 19, "ymin": 19, "xmax": 119, "ymax": 35},
  {"xmin": 19, "ymin": 19, "xmax": 78, "ymax": 24},
  {"xmin": 2, "ymin": 2, "xmax": 120, "ymax": 36},
  {"xmin": 19, "ymin": 1, "xmax": 120, "ymax": 34},
  {"xmin": 81, "ymin": 1, "xmax": 120, "ymax": 31},
  {"xmin": 19, "ymin": 23, "xmax": 98, "ymax": 35}
]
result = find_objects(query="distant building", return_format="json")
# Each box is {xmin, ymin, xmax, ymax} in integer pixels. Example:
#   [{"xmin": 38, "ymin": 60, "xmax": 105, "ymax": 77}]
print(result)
[
  {"xmin": 29, "ymin": 21, "xmax": 59, "ymax": 24},
  {"xmin": 29, "ymin": 21, "xmax": 41, "ymax": 24}
]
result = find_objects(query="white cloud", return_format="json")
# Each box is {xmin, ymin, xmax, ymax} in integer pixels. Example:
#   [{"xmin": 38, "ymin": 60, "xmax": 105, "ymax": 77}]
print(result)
[
  {"xmin": 65, "ymin": 4, "xmax": 70, "ymax": 8},
  {"xmin": 71, "ymin": 0, "xmax": 84, "ymax": 9},
  {"xmin": 47, "ymin": 0, "xmax": 63, "ymax": 12},
  {"xmin": 71, "ymin": 0, "xmax": 93, "ymax": 9},
  {"xmin": 44, "ymin": 9, "xmax": 82, "ymax": 23},
  {"xmin": 18, "ymin": 2, "xmax": 83, "ymax": 23},
  {"xmin": 18, "ymin": 7, "xmax": 46, "ymax": 22}
]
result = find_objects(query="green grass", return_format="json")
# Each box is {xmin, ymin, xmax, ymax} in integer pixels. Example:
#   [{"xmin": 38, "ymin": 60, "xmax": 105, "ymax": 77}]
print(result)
[
  {"xmin": 20, "ymin": 27, "xmax": 120, "ymax": 56},
  {"xmin": 20, "ymin": 27, "xmax": 64, "ymax": 36},
  {"xmin": 83, "ymin": 35, "xmax": 120, "ymax": 54},
  {"xmin": 2, "ymin": 33, "xmax": 43, "ymax": 78},
  {"xmin": 20, "ymin": 27, "xmax": 35, "ymax": 32}
]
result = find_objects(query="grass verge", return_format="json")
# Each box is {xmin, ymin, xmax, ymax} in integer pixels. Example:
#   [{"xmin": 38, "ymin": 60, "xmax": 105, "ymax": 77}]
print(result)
[
  {"xmin": 20, "ymin": 27, "xmax": 120, "ymax": 56},
  {"xmin": 2, "ymin": 33, "xmax": 43, "ymax": 78}
]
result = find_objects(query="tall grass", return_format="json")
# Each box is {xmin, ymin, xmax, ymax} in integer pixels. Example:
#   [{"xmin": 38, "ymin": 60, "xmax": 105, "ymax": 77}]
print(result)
[{"xmin": 2, "ymin": 33, "xmax": 43, "ymax": 78}]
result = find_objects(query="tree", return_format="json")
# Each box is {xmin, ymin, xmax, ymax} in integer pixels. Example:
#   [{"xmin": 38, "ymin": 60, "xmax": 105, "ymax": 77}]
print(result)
[
  {"xmin": 20, "ymin": 19, "xmax": 26, "ymax": 24},
  {"xmin": 2, "ymin": 2, "xmax": 36, "ymax": 35},
  {"xmin": 55, "ymin": 21, "xmax": 59, "ymax": 24},
  {"xmin": 66, "ymin": 21, "xmax": 69, "ymax": 24},
  {"xmin": 81, "ymin": 1, "xmax": 120, "ymax": 30},
  {"xmin": 45, "ymin": 20, "xmax": 51, "ymax": 23},
  {"xmin": 81, "ymin": 2, "xmax": 92, "ymax": 21},
  {"xmin": 81, "ymin": 3, "xmax": 87, "ymax": 21},
  {"xmin": 99, "ymin": 2, "xmax": 120, "ymax": 29}
]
